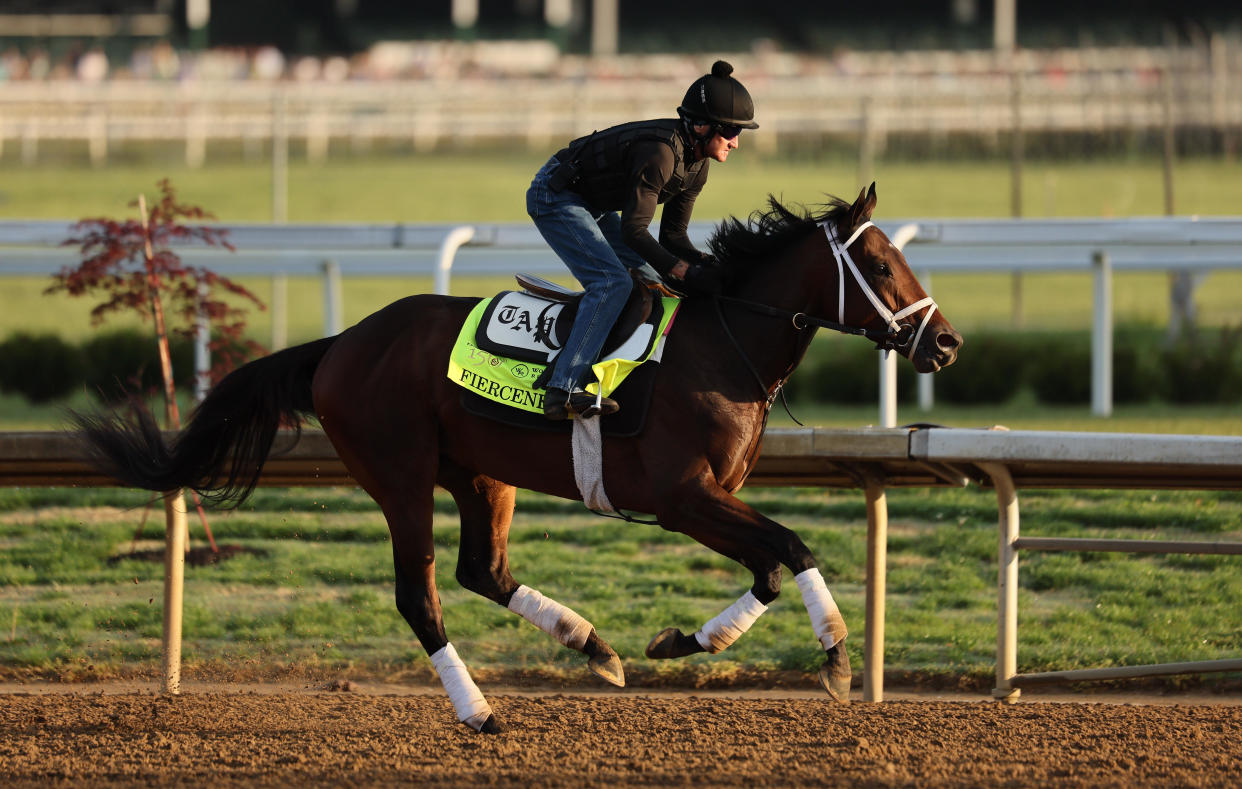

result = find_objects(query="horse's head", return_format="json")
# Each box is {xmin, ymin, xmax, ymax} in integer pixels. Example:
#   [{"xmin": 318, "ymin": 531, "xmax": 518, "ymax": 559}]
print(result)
[{"xmin": 820, "ymin": 184, "xmax": 962, "ymax": 373}]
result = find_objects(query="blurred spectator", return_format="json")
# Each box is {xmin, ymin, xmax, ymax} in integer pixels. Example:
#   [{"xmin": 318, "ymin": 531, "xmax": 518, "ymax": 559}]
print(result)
[
  {"xmin": 76, "ymin": 46, "xmax": 109, "ymax": 82},
  {"xmin": 251, "ymin": 45, "xmax": 285, "ymax": 80},
  {"xmin": 0, "ymin": 48, "xmax": 27, "ymax": 81},
  {"xmin": 292, "ymin": 55, "xmax": 321, "ymax": 81},
  {"xmin": 322, "ymin": 55, "xmax": 351, "ymax": 82}
]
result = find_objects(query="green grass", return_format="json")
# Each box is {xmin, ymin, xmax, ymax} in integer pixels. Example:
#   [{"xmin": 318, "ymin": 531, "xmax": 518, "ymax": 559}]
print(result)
[
  {"xmin": 3, "ymin": 152, "xmax": 1240, "ymax": 222},
  {"xmin": 0, "ymin": 486, "xmax": 1238, "ymax": 687}
]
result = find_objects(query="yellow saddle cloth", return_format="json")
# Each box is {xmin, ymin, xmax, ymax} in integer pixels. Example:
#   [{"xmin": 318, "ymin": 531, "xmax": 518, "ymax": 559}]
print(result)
[{"xmin": 447, "ymin": 295, "xmax": 680, "ymax": 414}]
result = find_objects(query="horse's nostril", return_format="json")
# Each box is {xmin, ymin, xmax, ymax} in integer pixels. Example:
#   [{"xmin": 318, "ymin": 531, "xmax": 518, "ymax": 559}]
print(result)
[{"xmin": 937, "ymin": 331, "xmax": 961, "ymax": 351}]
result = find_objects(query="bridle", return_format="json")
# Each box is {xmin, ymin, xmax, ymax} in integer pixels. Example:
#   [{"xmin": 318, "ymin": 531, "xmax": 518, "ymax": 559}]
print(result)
[
  {"xmin": 712, "ymin": 218, "xmax": 940, "ymax": 416},
  {"xmin": 717, "ymin": 220, "xmax": 939, "ymax": 356},
  {"xmin": 825, "ymin": 220, "xmax": 939, "ymax": 358}
]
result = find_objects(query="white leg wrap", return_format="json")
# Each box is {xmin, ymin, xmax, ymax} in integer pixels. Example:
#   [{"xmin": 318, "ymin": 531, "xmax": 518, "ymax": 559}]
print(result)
[
  {"xmin": 693, "ymin": 590, "xmax": 769, "ymax": 654},
  {"xmin": 429, "ymin": 643, "xmax": 493, "ymax": 731},
  {"xmin": 507, "ymin": 585, "xmax": 593, "ymax": 650},
  {"xmin": 796, "ymin": 568, "xmax": 848, "ymax": 651}
]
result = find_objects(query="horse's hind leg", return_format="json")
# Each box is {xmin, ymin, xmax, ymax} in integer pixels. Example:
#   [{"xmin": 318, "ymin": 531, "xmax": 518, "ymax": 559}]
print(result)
[
  {"xmin": 382, "ymin": 487, "xmax": 502, "ymax": 733},
  {"xmin": 321, "ymin": 421, "xmax": 500, "ymax": 733},
  {"xmin": 438, "ymin": 463, "xmax": 625, "ymax": 687}
]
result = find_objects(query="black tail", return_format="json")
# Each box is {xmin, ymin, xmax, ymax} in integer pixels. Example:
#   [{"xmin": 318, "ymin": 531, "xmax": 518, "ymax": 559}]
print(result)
[{"xmin": 72, "ymin": 336, "xmax": 337, "ymax": 508}]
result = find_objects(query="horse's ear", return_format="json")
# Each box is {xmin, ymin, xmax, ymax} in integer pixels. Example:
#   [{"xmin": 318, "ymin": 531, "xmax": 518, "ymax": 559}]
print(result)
[{"xmin": 850, "ymin": 183, "xmax": 878, "ymax": 226}]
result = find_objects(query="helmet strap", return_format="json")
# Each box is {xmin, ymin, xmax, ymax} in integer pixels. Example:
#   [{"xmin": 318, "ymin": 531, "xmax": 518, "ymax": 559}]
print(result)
[{"xmin": 679, "ymin": 114, "xmax": 713, "ymax": 160}]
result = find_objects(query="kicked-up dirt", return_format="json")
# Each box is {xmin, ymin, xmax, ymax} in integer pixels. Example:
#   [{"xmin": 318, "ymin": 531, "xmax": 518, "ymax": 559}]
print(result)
[{"xmin": 1, "ymin": 686, "xmax": 1239, "ymax": 787}]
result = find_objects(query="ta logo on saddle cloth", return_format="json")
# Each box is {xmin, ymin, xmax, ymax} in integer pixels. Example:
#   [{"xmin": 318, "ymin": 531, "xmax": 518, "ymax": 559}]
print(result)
[{"xmin": 447, "ymin": 290, "xmax": 681, "ymax": 414}]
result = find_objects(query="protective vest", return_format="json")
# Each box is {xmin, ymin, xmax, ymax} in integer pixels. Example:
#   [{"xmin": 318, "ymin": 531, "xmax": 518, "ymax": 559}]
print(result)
[{"xmin": 554, "ymin": 119, "xmax": 705, "ymax": 212}]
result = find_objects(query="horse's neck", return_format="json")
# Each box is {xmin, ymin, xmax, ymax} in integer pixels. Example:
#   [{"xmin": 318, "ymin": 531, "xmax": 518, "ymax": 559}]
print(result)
[{"xmin": 714, "ymin": 257, "xmax": 824, "ymax": 394}]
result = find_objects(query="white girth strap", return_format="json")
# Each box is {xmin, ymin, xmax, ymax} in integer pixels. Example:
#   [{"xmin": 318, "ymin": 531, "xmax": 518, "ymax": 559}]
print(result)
[
  {"xmin": 508, "ymin": 584, "xmax": 593, "ymax": 650},
  {"xmin": 571, "ymin": 413, "xmax": 615, "ymax": 513},
  {"xmin": 693, "ymin": 590, "xmax": 769, "ymax": 654},
  {"xmin": 795, "ymin": 568, "xmax": 848, "ymax": 651},
  {"xmin": 429, "ymin": 643, "xmax": 493, "ymax": 731},
  {"xmin": 826, "ymin": 221, "xmax": 939, "ymax": 357}
]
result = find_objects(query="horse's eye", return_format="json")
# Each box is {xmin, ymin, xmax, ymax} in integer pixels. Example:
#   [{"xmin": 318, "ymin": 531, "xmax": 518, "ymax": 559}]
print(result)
[{"xmin": 875, "ymin": 264, "xmax": 891, "ymax": 278}]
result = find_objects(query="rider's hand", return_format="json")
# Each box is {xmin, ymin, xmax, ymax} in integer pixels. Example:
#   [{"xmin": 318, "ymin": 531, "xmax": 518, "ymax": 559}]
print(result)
[
  {"xmin": 632, "ymin": 262, "xmax": 665, "ymax": 287},
  {"xmin": 681, "ymin": 263, "xmax": 724, "ymax": 296},
  {"xmin": 632, "ymin": 263, "xmax": 680, "ymax": 298}
]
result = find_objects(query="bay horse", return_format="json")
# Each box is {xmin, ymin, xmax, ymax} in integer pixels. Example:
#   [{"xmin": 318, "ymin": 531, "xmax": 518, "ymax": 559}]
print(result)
[{"xmin": 73, "ymin": 184, "xmax": 961, "ymax": 733}]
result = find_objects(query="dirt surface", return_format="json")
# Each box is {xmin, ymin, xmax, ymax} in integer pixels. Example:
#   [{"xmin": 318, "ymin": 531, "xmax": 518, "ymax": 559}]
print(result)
[{"xmin": 2, "ymin": 685, "xmax": 1240, "ymax": 787}]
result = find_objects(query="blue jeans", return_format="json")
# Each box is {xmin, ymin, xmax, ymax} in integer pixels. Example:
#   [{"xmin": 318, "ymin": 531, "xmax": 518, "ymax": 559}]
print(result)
[{"xmin": 526, "ymin": 156, "xmax": 646, "ymax": 393}]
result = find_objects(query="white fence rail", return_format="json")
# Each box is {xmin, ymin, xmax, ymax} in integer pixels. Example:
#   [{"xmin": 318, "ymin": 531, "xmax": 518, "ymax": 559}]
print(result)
[
  {"xmin": 904, "ymin": 427, "xmax": 1242, "ymax": 699},
  {"xmin": 4, "ymin": 216, "xmax": 1241, "ymax": 418}
]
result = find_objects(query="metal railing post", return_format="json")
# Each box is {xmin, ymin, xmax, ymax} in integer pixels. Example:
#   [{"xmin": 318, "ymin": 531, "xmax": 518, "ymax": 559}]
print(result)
[
  {"xmin": 979, "ymin": 461, "xmax": 1021, "ymax": 702},
  {"xmin": 161, "ymin": 490, "xmax": 188, "ymax": 695},
  {"xmin": 322, "ymin": 259, "xmax": 343, "ymax": 336},
  {"xmin": 863, "ymin": 472, "xmax": 888, "ymax": 702},
  {"xmin": 270, "ymin": 273, "xmax": 288, "ymax": 351},
  {"xmin": 878, "ymin": 351, "xmax": 897, "ymax": 428},
  {"xmin": 194, "ymin": 283, "xmax": 210, "ymax": 403},
  {"xmin": 1092, "ymin": 250, "xmax": 1113, "ymax": 417},
  {"xmin": 876, "ymin": 223, "xmax": 923, "ymax": 424},
  {"xmin": 435, "ymin": 225, "xmax": 476, "ymax": 295}
]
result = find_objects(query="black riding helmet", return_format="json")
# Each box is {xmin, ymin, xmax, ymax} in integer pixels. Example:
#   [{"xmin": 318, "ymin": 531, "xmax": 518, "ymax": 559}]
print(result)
[{"xmin": 678, "ymin": 60, "xmax": 759, "ymax": 130}]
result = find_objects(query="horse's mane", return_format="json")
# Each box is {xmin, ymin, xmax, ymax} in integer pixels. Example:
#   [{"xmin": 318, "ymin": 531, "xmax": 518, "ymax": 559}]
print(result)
[{"xmin": 707, "ymin": 195, "xmax": 852, "ymax": 283}]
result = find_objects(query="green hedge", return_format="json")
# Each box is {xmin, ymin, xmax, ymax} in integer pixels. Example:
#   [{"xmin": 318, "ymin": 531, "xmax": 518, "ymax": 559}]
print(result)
[
  {"xmin": 791, "ymin": 326, "xmax": 1242, "ymax": 406},
  {"xmin": 1, "ymin": 326, "xmax": 1239, "ymax": 408},
  {"xmin": 81, "ymin": 330, "xmax": 195, "ymax": 404},
  {"xmin": 0, "ymin": 333, "xmax": 85, "ymax": 404},
  {"xmin": 0, "ymin": 329, "xmax": 195, "ymax": 405}
]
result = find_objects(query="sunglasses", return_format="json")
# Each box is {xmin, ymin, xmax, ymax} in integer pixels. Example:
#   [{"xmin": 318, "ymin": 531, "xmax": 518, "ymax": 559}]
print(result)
[{"xmin": 716, "ymin": 124, "xmax": 743, "ymax": 140}]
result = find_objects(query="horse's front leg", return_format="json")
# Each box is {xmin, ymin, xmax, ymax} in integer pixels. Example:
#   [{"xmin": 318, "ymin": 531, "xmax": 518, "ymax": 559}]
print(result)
[{"xmin": 646, "ymin": 477, "xmax": 852, "ymax": 702}]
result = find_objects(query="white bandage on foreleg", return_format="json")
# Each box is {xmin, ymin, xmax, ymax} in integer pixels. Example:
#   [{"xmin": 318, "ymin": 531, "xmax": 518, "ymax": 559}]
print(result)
[
  {"xmin": 795, "ymin": 568, "xmax": 848, "ymax": 651},
  {"xmin": 429, "ymin": 643, "xmax": 493, "ymax": 730},
  {"xmin": 694, "ymin": 590, "xmax": 769, "ymax": 654},
  {"xmin": 507, "ymin": 585, "xmax": 593, "ymax": 650}
]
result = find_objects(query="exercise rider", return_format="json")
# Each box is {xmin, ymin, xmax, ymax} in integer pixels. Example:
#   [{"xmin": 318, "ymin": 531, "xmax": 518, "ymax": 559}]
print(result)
[{"xmin": 526, "ymin": 60, "xmax": 759, "ymax": 420}]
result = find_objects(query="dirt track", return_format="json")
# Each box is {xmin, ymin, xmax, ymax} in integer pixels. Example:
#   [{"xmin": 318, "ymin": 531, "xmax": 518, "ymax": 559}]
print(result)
[{"xmin": 2, "ymin": 685, "xmax": 1241, "ymax": 787}]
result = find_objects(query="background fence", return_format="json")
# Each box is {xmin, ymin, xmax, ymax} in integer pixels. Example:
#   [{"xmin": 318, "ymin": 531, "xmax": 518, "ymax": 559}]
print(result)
[
  {"xmin": 4, "ymin": 215, "xmax": 1240, "ymax": 417},
  {"xmin": 2, "ymin": 41, "xmax": 1239, "ymax": 171}
]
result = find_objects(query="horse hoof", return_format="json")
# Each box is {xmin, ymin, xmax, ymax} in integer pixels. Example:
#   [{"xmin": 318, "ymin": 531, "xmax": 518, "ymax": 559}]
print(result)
[
  {"xmin": 818, "ymin": 642, "xmax": 852, "ymax": 704},
  {"xmin": 585, "ymin": 632, "xmax": 625, "ymax": 687},
  {"xmin": 589, "ymin": 651, "xmax": 626, "ymax": 688},
  {"xmin": 645, "ymin": 627, "xmax": 702, "ymax": 659},
  {"xmin": 469, "ymin": 714, "xmax": 503, "ymax": 735}
]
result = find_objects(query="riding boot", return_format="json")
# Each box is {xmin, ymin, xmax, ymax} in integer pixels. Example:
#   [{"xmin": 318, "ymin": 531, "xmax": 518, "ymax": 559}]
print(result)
[{"xmin": 543, "ymin": 387, "xmax": 619, "ymax": 420}]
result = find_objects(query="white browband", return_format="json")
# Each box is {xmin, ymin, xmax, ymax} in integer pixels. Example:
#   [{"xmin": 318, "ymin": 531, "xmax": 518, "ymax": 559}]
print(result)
[{"xmin": 825, "ymin": 221, "xmax": 938, "ymax": 358}]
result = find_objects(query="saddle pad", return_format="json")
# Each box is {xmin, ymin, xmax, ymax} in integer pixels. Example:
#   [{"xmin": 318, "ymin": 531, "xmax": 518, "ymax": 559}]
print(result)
[
  {"xmin": 448, "ymin": 295, "xmax": 679, "ymax": 415},
  {"xmin": 460, "ymin": 355, "xmax": 660, "ymax": 438}
]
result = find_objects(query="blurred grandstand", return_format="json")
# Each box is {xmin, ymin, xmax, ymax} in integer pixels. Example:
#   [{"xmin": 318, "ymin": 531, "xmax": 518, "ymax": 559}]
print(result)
[{"xmin": 0, "ymin": 1, "xmax": 1238, "ymax": 166}]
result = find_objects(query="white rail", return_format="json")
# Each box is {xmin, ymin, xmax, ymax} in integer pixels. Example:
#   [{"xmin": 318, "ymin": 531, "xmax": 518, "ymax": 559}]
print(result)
[
  {"xmin": 908, "ymin": 428, "xmax": 1242, "ymax": 700},
  {"xmin": 5, "ymin": 216, "xmax": 1242, "ymax": 417}
]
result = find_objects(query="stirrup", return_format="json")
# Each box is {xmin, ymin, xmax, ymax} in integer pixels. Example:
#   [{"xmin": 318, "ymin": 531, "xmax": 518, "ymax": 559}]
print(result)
[
  {"xmin": 544, "ymin": 388, "xmax": 618, "ymax": 420},
  {"xmin": 568, "ymin": 390, "xmax": 619, "ymax": 419}
]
